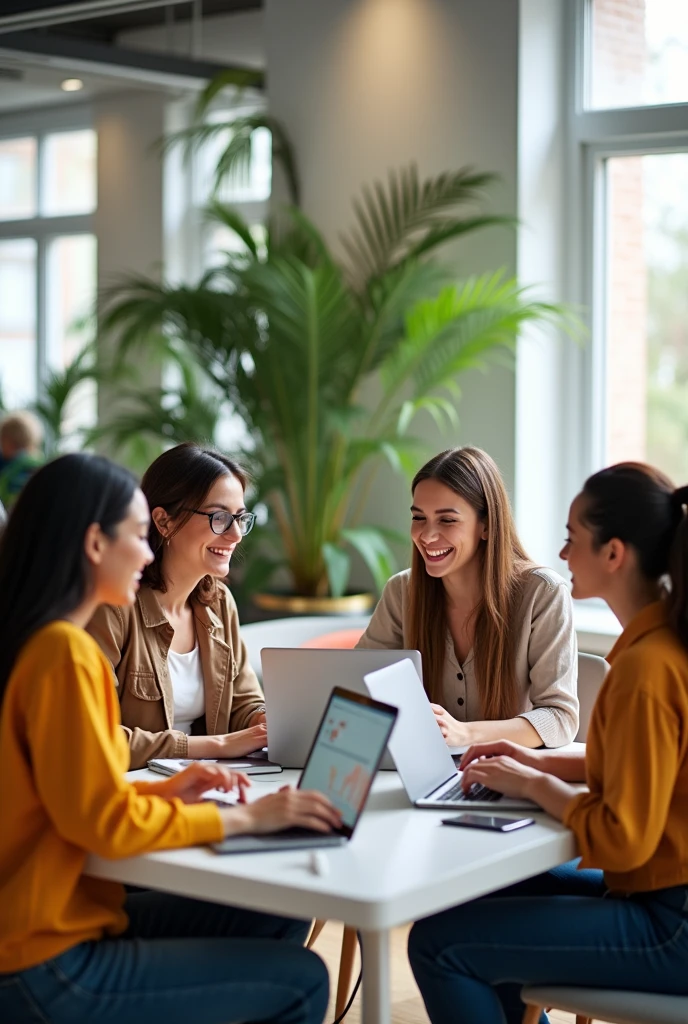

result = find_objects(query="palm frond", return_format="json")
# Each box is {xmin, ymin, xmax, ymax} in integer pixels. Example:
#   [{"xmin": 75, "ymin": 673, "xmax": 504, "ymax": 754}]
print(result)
[
  {"xmin": 192, "ymin": 68, "xmax": 265, "ymax": 119},
  {"xmin": 378, "ymin": 273, "xmax": 568, "ymax": 424},
  {"xmin": 205, "ymin": 201, "xmax": 259, "ymax": 259},
  {"xmin": 340, "ymin": 165, "xmax": 502, "ymax": 282}
]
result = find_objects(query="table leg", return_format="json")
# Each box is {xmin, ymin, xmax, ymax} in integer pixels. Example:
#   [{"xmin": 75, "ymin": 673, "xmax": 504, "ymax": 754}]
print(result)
[{"xmin": 359, "ymin": 927, "xmax": 391, "ymax": 1024}]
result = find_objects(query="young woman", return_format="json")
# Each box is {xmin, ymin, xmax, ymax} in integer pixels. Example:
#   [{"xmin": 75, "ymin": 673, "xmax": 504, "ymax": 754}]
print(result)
[
  {"xmin": 357, "ymin": 447, "xmax": 579, "ymax": 748},
  {"xmin": 88, "ymin": 442, "xmax": 268, "ymax": 769},
  {"xmin": 408, "ymin": 462, "xmax": 688, "ymax": 1024},
  {"xmin": 0, "ymin": 453, "xmax": 339, "ymax": 1024}
]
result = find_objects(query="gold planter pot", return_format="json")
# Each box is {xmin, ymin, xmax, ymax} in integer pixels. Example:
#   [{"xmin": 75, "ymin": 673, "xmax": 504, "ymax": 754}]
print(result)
[{"xmin": 252, "ymin": 591, "xmax": 374, "ymax": 616}]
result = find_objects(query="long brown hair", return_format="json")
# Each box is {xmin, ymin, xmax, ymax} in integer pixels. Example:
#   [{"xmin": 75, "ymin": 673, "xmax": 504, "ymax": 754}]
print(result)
[
  {"xmin": 408, "ymin": 447, "xmax": 533, "ymax": 718},
  {"xmin": 141, "ymin": 442, "xmax": 248, "ymax": 605},
  {"xmin": 580, "ymin": 462, "xmax": 688, "ymax": 649}
]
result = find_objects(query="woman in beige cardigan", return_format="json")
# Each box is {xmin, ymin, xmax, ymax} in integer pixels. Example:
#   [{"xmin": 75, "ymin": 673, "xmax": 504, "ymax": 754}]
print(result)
[
  {"xmin": 357, "ymin": 447, "xmax": 579, "ymax": 748},
  {"xmin": 88, "ymin": 443, "xmax": 267, "ymax": 769}
]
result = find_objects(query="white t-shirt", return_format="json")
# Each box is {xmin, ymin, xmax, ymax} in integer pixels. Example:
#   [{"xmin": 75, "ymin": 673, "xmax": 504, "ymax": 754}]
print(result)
[{"xmin": 168, "ymin": 643, "xmax": 206, "ymax": 734}]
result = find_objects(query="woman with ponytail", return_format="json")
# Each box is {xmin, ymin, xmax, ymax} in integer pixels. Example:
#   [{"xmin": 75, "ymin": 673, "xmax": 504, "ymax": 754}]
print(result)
[
  {"xmin": 409, "ymin": 462, "xmax": 688, "ymax": 1024},
  {"xmin": 358, "ymin": 447, "xmax": 579, "ymax": 747}
]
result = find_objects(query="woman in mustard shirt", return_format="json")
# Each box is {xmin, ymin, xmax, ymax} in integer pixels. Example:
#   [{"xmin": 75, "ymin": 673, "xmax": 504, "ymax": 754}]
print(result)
[
  {"xmin": 0, "ymin": 453, "xmax": 339, "ymax": 1024},
  {"xmin": 409, "ymin": 462, "xmax": 688, "ymax": 1024}
]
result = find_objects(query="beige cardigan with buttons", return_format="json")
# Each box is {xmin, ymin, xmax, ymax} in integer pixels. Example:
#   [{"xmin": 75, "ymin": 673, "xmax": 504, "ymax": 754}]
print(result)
[
  {"xmin": 356, "ymin": 567, "xmax": 579, "ymax": 747},
  {"xmin": 87, "ymin": 582, "xmax": 265, "ymax": 769}
]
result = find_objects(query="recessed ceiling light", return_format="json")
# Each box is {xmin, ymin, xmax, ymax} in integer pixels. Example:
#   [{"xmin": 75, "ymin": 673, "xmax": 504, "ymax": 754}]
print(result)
[{"xmin": 61, "ymin": 78, "xmax": 84, "ymax": 92}]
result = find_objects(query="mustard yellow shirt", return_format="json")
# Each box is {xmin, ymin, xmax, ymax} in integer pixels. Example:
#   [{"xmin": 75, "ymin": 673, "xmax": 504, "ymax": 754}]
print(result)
[
  {"xmin": 0, "ymin": 621, "xmax": 223, "ymax": 974},
  {"xmin": 564, "ymin": 602, "xmax": 688, "ymax": 893}
]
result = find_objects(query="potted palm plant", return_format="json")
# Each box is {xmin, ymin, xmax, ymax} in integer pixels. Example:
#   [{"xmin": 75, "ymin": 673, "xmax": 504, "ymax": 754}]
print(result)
[{"xmin": 99, "ymin": 91, "xmax": 571, "ymax": 609}]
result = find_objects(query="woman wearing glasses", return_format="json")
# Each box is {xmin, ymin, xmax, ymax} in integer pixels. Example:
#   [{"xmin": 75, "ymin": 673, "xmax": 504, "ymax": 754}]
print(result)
[{"xmin": 88, "ymin": 442, "xmax": 267, "ymax": 769}]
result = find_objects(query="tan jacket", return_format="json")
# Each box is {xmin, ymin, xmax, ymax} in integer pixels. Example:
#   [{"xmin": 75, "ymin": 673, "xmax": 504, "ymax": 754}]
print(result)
[
  {"xmin": 356, "ymin": 567, "xmax": 578, "ymax": 747},
  {"xmin": 87, "ymin": 583, "xmax": 265, "ymax": 768}
]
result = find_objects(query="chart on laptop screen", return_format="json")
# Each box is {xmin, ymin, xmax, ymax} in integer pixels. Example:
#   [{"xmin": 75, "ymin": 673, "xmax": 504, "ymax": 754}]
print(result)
[{"xmin": 300, "ymin": 695, "xmax": 392, "ymax": 828}]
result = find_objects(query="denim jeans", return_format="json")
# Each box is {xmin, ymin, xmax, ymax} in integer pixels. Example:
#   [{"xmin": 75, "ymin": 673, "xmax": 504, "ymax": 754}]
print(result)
[
  {"xmin": 408, "ymin": 860, "xmax": 688, "ymax": 1024},
  {"xmin": 0, "ymin": 891, "xmax": 328, "ymax": 1024}
]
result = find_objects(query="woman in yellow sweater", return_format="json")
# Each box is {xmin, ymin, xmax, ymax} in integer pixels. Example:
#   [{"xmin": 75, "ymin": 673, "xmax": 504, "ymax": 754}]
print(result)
[
  {"xmin": 408, "ymin": 462, "xmax": 688, "ymax": 1024},
  {"xmin": 0, "ymin": 453, "xmax": 339, "ymax": 1024}
]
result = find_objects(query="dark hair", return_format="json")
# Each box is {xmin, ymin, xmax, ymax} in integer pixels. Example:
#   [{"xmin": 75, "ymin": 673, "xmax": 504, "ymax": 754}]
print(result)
[
  {"xmin": 408, "ymin": 446, "xmax": 533, "ymax": 717},
  {"xmin": 0, "ymin": 453, "xmax": 138, "ymax": 703},
  {"xmin": 140, "ymin": 442, "xmax": 248, "ymax": 604},
  {"xmin": 580, "ymin": 462, "xmax": 688, "ymax": 648}
]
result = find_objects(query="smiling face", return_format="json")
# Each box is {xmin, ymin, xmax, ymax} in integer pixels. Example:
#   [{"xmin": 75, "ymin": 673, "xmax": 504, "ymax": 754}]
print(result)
[
  {"xmin": 411, "ymin": 478, "xmax": 487, "ymax": 580},
  {"xmin": 89, "ymin": 488, "xmax": 154, "ymax": 606},
  {"xmin": 155, "ymin": 472, "xmax": 246, "ymax": 583},
  {"xmin": 560, "ymin": 492, "xmax": 612, "ymax": 600}
]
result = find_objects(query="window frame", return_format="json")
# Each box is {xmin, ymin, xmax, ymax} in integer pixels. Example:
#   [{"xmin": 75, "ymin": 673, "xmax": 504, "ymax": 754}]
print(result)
[
  {"xmin": 165, "ymin": 93, "xmax": 270, "ymax": 285},
  {"xmin": 564, "ymin": 0, "xmax": 688, "ymax": 500},
  {"xmin": 0, "ymin": 104, "xmax": 95, "ymax": 401}
]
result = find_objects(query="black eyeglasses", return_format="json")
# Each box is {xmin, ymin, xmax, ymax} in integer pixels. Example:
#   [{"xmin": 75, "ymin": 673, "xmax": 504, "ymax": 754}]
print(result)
[{"xmin": 183, "ymin": 509, "xmax": 256, "ymax": 536}]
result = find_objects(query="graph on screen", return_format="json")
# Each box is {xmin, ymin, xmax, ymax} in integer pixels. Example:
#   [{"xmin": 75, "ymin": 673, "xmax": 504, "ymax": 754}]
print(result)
[{"xmin": 300, "ymin": 695, "xmax": 394, "ymax": 828}]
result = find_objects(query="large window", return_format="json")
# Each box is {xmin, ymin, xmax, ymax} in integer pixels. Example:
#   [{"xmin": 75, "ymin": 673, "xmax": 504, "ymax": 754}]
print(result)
[
  {"xmin": 571, "ymin": 0, "xmax": 688, "ymax": 487},
  {"xmin": 0, "ymin": 123, "xmax": 97, "ymax": 440}
]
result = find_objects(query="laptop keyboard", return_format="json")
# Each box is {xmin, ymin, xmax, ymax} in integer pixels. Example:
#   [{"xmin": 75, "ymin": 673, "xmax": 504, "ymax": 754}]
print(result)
[{"xmin": 437, "ymin": 780, "xmax": 502, "ymax": 803}]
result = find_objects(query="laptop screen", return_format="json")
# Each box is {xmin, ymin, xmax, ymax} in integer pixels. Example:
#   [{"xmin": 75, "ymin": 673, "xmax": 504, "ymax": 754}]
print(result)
[{"xmin": 298, "ymin": 688, "xmax": 397, "ymax": 836}]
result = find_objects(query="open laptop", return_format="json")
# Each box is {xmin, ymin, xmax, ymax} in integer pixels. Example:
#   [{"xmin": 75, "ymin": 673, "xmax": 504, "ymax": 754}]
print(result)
[
  {"xmin": 213, "ymin": 686, "xmax": 398, "ymax": 853},
  {"xmin": 262, "ymin": 648, "xmax": 422, "ymax": 769},
  {"xmin": 363, "ymin": 659, "xmax": 539, "ymax": 812}
]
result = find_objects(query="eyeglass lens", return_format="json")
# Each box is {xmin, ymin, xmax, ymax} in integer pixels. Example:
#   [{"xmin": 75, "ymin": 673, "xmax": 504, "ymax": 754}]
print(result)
[{"xmin": 210, "ymin": 512, "xmax": 254, "ymax": 536}]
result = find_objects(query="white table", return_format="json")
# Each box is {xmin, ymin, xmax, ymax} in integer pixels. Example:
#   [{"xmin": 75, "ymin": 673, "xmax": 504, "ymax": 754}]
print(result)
[{"xmin": 86, "ymin": 770, "xmax": 577, "ymax": 1024}]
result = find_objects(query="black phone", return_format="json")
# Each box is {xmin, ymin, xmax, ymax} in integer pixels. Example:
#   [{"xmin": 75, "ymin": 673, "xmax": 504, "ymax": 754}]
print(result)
[{"xmin": 441, "ymin": 813, "xmax": 534, "ymax": 832}]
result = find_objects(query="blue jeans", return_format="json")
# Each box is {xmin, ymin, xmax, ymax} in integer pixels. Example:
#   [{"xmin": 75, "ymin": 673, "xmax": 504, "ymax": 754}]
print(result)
[
  {"xmin": 0, "ymin": 892, "xmax": 328, "ymax": 1024},
  {"xmin": 408, "ymin": 860, "xmax": 688, "ymax": 1024}
]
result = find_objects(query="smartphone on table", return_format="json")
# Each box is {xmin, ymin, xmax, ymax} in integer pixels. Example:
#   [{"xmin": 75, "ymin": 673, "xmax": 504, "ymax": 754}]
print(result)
[{"xmin": 442, "ymin": 813, "xmax": 534, "ymax": 832}]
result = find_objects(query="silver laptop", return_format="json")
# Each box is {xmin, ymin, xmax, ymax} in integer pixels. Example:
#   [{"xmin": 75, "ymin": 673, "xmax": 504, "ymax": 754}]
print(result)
[
  {"xmin": 262, "ymin": 648, "xmax": 423, "ymax": 769},
  {"xmin": 363, "ymin": 659, "xmax": 539, "ymax": 812}
]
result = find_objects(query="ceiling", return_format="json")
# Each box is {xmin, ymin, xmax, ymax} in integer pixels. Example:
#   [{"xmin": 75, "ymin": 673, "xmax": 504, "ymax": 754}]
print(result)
[
  {"xmin": 0, "ymin": 2, "xmax": 264, "ymax": 113},
  {"xmin": 0, "ymin": 2, "xmax": 262, "ymax": 43}
]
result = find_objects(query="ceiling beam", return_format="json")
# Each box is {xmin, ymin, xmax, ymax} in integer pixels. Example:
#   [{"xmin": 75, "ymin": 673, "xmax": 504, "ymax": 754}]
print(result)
[
  {"xmin": 0, "ymin": 2, "xmax": 195, "ymax": 35},
  {"xmin": 0, "ymin": 30, "xmax": 264, "ymax": 90}
]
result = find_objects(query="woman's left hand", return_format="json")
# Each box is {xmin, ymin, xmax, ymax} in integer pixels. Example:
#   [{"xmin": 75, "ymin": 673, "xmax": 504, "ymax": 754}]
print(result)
[
  {"xmin": 160, "ymin": 762, "xmax": 252, "ymax": 804},
  {"xmin": 430, "ymin": 703, "xmax": 471, "ymax": 747},
  {"xmin": 250, "ymin": 710, "xmax": 267, "ymax": 727},
  {"xmin": 461, "ymin": 754, "xmax": 543, "ymax": 800}
]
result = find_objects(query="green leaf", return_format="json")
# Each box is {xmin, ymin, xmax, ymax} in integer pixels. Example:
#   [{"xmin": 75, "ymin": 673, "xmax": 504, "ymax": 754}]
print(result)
[
  {"xmin": 340, "ymin": 164, "xmax": 502, "ymax": 281},
  {"xmin": 235, "ymin": 553, "xmax": 286, "ymax": 597},
  {"xmin": 340, "ymin": 526, "xmax": 398, "ymax": 594},
  {"xmin": 322, "ymin": 543, "xmax": 351, "ymax": 598}
]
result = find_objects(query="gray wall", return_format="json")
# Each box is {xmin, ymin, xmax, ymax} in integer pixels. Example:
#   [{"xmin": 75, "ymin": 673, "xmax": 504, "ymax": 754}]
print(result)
[{"xmin": 264, "ymin": 0, "xmax": 521, "ymax": 585}]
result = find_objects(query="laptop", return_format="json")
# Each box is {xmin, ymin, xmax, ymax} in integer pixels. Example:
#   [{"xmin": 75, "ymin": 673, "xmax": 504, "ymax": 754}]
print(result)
[
  {"xmin": 213, "ymin": 686, "xmax": 398, "ymax": 853},
  {"xmin": 262, "ymin": 648, "xmax": 422, "ymax": 769},
  {"xmin": 363, "ymin": 659, "xmax": 539, "ymax": 812}
]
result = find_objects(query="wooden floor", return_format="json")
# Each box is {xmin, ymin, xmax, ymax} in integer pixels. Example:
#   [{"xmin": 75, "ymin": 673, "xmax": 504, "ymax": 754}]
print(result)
[{"xmin": 311, "ymin": 921, "xmax": 579, "ymax": 1024}]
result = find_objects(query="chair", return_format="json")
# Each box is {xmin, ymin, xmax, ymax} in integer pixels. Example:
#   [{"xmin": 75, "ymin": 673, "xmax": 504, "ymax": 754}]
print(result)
[
  {"xmin": 522, "ymin": 986, "xmax": 688, "ymax": 1024},
  {"xmin": 239, "ymin": 613, "xmax": 370, "ymax": 1016},
  {"xmin": 575, "ymin": 651, "xmax": 609, "ymax": 742},
  {"xmin": 239, "ymin": 615, "xmax": 371, "ymax": 681}
]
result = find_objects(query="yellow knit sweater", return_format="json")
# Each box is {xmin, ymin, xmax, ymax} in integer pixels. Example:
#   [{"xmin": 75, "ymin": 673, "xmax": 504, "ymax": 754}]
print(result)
[
  {"xmin": 0, "ymin": 621, "xmax": 222, "ymax": 973},
  {"xmin": 565, "ymin": 602, "xmax": 688, "ymax": 893}
]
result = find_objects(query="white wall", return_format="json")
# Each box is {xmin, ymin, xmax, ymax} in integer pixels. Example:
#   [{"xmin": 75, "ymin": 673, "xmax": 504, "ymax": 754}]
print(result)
[
  {"xmin": 94, "ymin": 90, "xmax": 167, "ymax": 412},
  {"xmin": 264, "ymin": 0, "xmax": 521, "ymax": 586},
  {"xmin": 515, "ymin": 0, "xmax": 569, "ymax": 569}
]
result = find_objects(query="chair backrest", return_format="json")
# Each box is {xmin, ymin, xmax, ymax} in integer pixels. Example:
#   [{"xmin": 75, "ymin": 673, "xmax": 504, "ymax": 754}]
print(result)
[
  {"xmin": 575, "ymin": 651, "xmax": 609, "ymax": 742},
  {"xmin": 239, "ymin": 615, "xmax": 371, "ymax": 680}
]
